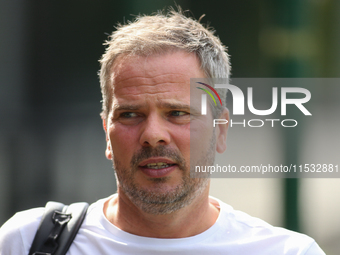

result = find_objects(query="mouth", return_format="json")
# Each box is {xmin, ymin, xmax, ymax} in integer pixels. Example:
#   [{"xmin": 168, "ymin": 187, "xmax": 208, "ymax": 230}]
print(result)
[
  {"xmin": 138, "ymin": 158, "xmax": 178, "ymax": 178},
  {"xmin": 142, "ymin": 162, "xmax": 176, "ymax": 169}
]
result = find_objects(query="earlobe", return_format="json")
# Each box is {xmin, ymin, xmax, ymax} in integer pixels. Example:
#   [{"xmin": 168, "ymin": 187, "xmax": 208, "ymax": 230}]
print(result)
[
  {"xmin": 102, "ymin": 118, "xmax": 112, "ymax": 160},
  {"xmin": 105, "ymin": 145, "xmax": 112, "ymax": 160},
  {"xmin": 216, "ymin": 108, "xmax": 229, "ymax": 153}
]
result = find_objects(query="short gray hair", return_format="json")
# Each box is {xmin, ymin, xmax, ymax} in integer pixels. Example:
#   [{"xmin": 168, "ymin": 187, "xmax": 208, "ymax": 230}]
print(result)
[{"xmin": 99, "ymin": 8, "xmax": 230, "ymax": 119}]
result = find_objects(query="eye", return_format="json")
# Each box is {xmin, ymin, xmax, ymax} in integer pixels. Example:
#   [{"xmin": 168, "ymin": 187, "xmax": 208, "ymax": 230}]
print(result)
[
  {"xmin": 168, "ymin": 111, "xmax": 190, "ymax": 125},
  {"xmin": 116, "ymin": 111, "xmax": 143, "ymax": 125},
  {"xmin": 120, "ymin": 112, "xmax": 138, "ymax": 118},
  {"xmin": 170, "ymin": 111, "xmax": 187, "ymax": 117}
]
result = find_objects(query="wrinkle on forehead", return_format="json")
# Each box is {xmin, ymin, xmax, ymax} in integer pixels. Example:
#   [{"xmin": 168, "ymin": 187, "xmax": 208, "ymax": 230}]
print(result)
[
  {"xmin": 113, "ymin": 73, "xmax": 188, "ymax": 88},
  {"xmin": 114, "ymin": 83, "xmax": 188, "ymax": 98},
  {"xmin": 112, "ymin": 100, "xmax": 192, "ymax": 111}
]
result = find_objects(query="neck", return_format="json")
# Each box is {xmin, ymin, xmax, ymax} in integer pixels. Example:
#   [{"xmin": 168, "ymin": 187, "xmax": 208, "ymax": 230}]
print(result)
[{"xmin": 104, "ymin": 185, "xmax": 219, "ymax": 238}]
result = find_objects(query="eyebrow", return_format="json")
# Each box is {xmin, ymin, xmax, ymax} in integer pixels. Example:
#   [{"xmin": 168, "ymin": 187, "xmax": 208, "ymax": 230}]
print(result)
[
  {"xmin": 158, "ymin": 102, "xmax": 190, "ymax": 111},
  {"xmin": 113, "ymin": 102, "xmax": 200, "ymax": 114},
  {"xmin": 113, "ymin": 104, "xmax": 142, "ymax": 111}
]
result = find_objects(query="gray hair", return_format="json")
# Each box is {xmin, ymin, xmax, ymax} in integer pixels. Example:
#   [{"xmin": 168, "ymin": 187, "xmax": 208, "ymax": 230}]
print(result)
[{"xmin": 99, "ymin": 9, "xmax": 230, "ymax": 119}]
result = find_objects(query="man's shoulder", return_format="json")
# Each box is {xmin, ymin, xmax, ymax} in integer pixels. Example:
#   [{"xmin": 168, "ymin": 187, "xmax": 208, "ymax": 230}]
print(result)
[
  {"xmin": 0, "ymin": 207, "xmax": 44, "ymax": 236},
  {"xmin": 215, "ymin": 198, "xmax": 325, "ymax": 255},
  {"xmin": 0, "ymin": 196, "xmax": 107, "ymax": 243},
  {"xmin": 0, "ymin": 198, "xmax": 105, "ymax": 255},
  {"xmin": 0, "ymin": 207, "xmax": 44, "ymax": 254}
]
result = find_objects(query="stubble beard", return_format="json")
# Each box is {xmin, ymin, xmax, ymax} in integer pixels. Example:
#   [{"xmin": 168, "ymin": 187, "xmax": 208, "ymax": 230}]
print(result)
[{"xmin": 112, "ymin": 135, "xmax": 216, "ymax": 215}]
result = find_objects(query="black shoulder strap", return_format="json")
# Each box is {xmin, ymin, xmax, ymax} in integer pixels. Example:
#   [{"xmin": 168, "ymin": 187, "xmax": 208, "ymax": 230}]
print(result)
[{"xmin": 28, "ymin": 201, "xmax": 89, "ymax": 255}]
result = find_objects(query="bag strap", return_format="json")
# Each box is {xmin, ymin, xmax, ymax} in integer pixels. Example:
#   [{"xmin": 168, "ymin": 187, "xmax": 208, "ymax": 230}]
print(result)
[{"xmin": 28, "ymin": 201, "xmax": 89, "ymax": 255}]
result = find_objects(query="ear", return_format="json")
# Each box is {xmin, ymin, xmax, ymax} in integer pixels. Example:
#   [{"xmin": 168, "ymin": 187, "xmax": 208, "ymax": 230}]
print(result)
[
  {"xmin": 102, "ymin": 118, "xmax": 112, "ymax": 160},
  {"xmin": 215, "ymin": 108, "xmax": 229, "ymax": 153}
]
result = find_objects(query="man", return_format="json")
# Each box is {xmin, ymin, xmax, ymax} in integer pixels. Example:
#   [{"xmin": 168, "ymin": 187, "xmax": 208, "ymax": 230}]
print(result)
[{"xmin": 0, "ymin": 9, "xmax": 325, "ymax": 254}]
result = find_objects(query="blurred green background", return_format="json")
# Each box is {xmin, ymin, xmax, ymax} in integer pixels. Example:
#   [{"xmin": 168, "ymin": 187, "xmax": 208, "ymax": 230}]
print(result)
[{"xmin": 1, "ymin": 0, "xmax": 339, "ymax": 254}]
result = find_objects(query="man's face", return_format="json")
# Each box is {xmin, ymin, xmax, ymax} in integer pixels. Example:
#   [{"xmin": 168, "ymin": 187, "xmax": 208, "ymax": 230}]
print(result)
[{"xmin": 104, "ymin": 51, "xmax": 226, "ymax": 214}]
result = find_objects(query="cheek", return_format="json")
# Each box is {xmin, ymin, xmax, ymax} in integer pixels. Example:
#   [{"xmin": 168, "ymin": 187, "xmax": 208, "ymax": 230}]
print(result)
[
  {"xmin": 109, "ymin": 125, "xmax": 139, "ymax": 158},
  {"xmin": 170, "ymin": 124, "xmax": 191, "ymax": 156},
  {"xmin": 190, "ymin": 118, "xmax": 214, "ymax": 156},
  {"xmin": 191, "ymin": 118, "xmax": 213, "ymax": 138}
]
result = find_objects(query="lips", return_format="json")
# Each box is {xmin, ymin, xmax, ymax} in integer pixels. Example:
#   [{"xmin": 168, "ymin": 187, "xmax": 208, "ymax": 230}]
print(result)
[
  {"xmin": 144, "ymin": 162, "xmax": 174, "ymax": 169},
  {"xmin": 138, "ymin": 158, "xmax": 178, "ymax": 178}
]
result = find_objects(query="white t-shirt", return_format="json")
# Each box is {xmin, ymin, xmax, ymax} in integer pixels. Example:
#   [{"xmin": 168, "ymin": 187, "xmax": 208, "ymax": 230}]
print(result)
[{"xmin": 0, "ymin": 195, "xmax": 325, "ymax": 255}]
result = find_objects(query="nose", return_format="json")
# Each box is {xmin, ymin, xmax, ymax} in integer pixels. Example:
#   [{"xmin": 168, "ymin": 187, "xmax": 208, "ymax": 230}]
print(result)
[{"xmin": 139, "ymin": 113, "xmax": 171, "ymax": 147}]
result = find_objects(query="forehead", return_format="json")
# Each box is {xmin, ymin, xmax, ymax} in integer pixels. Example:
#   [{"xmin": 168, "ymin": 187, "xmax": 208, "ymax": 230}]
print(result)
[{"xmin": 109, "ymin": 51, "xmax": 206, "ymax": 100}]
